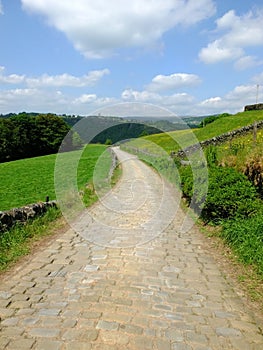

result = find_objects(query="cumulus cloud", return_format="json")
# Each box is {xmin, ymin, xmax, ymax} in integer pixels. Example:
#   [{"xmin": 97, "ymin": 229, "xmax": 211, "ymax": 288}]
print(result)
[
  {"xmin": 73, "ymin": 94, "xmax": 97, "ymax": 104},
  {"xmin": 200, "ymin": 96, "xmax": 222, "ymax": 106},
  {"xmin": 199, "ymin": 40, "xmax": 243, "ymax": 64},
  {"xmin": 0, "ymin": 66, "xmax": 109, "ymax": 87},
  {"xmin": 199, "ymin": 9, "xmax": 263, "ymax": 66},
  {"xmin": 1, "ymin": 82, "xmax": 257, "ymax": 116},
  {"xmin": 121, "ymin": 88, "xmax": 194, "ymax": 108},
  {"xmin": 234, "ymin": 56, "xmax": 263, "ymax": 71},
  {"xmin": 0, "ymin": 88, "xmax": 68, "ymax": 113},
  {"xmin": 21, "ymin": 0, "xmax": 216, "ymax": 58},
  {"xmin": 147, "ymin": 73, "xmax": 201, "ymax": 92},
  {"xmin": 26, "ymin": 69, "xmax": 110, "ymax": 87},
  {"xmin": 0, "ymin": 66, "xmax": 25, "ymax": 84},
  {"xmin": 122, "ymin": 89, "xmax": 162, "ymax": 103},
  {"xmin": 196, "ymin": 83, "xmax": 260, "ymax": 115},
  {"xmin": 226, "ymin": 84, "xmax": 259, "ymax": 102}
]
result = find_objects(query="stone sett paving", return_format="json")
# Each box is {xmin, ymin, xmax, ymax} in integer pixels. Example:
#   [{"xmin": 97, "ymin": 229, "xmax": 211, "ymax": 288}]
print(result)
[{"xmin": 0, "ymin": 149, "xmax": 263, "ymax": 349}]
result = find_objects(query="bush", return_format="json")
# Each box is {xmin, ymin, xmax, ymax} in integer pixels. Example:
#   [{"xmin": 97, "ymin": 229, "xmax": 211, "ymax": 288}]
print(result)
[
  {"xmin": 222, "ymin": 213, "xmax": 263, "ymax": 276},
  {"xmin": 201, "ymin": 167, "xmax": 259, "ymax": 224},
  {"xmin": 180, "ymin": 165, "xmax": 193, "ymax": 202},
  {"xmin": 180, "ymin": 164, "xmax": 260, "ymax": 224},
  {"xmin": 244, "ymin": 154, "xmax": 263, "ymax": 197},
  {"xmin": 205, "ymin": 146, "xmax": 218, "ymax": 167},
  {"xmin": 179, "ymin": 162, "xmax": 208, "ymax": 213}
]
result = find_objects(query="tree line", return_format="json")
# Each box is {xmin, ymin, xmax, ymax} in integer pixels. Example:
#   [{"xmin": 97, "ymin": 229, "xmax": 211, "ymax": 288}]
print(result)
[
  {"xmin": 0, "ymin": 113, "xmax": 83, "ymax": 162},
  {"xmin": 0, "ymin": 112, "xmax": 163, "ymax": 163}
]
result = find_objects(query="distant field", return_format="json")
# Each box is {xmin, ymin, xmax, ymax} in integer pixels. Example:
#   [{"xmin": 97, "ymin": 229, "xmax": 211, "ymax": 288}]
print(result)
[
  {"xmin": 0, "ymin": 144, "xmax": 110, "ymax": 211},
  {"xmin": 126, "ymin": 110, "xmax": 263, "ymax": 153},
  {"xmin": 194, "ymin": 110, "xmax": 263, "ymax": 142}
]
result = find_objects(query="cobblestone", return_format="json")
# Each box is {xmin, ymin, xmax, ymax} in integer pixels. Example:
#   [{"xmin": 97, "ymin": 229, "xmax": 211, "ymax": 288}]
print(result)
[
  {"xmin": 0, "ymin": 148, "xmax": 262, "ymax": 349},
  {"xmin": 7, "ymin": 338, "xmax": 36, "ymax": 349}
]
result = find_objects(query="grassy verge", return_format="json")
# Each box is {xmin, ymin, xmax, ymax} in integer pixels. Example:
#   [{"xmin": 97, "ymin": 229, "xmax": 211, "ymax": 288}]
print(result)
[
  {"xmin": 200, "ymin": 223, "xmax": 263, "ymax": 310},
  {"xmin": 0, "ymin": 145, "xmax": 122, "ymax": 272},
  {"xmin": 0, "ymin": 207, "xmax": 62, "ymax": 272},
  {"xmin": 81, "ymin": 153, "xmax": 122, "ymax": 207}
]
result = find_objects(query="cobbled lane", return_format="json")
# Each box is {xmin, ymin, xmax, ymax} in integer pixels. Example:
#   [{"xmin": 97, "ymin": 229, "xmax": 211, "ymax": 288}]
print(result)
[{"xmin": 0, "ymin": 148, "xmax": 262, "ymax": 349}]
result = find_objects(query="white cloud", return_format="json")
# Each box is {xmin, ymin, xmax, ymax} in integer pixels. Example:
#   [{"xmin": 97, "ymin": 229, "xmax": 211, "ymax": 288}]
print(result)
[
  {"xmin": 122, "ymin": 89, "xmax": 161, "ymax": 102},
  {"xmin": 121, "ymin": 88, "xmax": 194, "ymax": 107},
  {"xmin": 147, "ymin": 73, "xmax": 201, "ymax": 92},
  {"xmin": 196, "ymin": 83, "xmax": 260, "ymax": 115},
  {"xmin": 234, "ymin": 56, "xmax": 263, "ymax": 71},
  {"xmin": 0, "ymin": 1, "xmax": 3, "ymax": 15},
  {"xmin": 199, "ymin": 9, "xmax": 263, "ymax": 66},
  {"xmin": 2, "ymin": 67, "xmax": 262, "ymax": 116},
  {"xmin": 199, "ymin": 40, "xmax": 243, "ymax": 64},
  {"xmin": 0, "ymin": 88, "xmax": 67, "ymax": 113},
  {"xmin": 200, "ymin": 96, "xmax": 222, "ymax": 106},
  {"xmin": 0, "ymin": 66, "xmax": 25, "ymax": 84},
  {"xmin": 0, "ymin": 86, "xmax": 118, "ymax": 115},
  {"xmin": 22, "ymin": 0, "xmax": 216, "ymax": 58},
  {"xmin": 121, "ymin": 88, "xmax": 197, "ymax": 116},
  {"xmin": 73, "ymin": 94, "xmax": 97, "ymax": 104},
  {"xmin": 226, "ymin": 84, "xmax": 259, "ymax": 102},
  {"xmin": 0, "ymin": 82, "xmax": 257, "ymax": 117},
  {"xmin": 26, "ymin": 69, "xmax": 110, "ymax": 87},
  {"xmin": 0, "ymin": 66, "xmax": 109, "ymax": 87}
]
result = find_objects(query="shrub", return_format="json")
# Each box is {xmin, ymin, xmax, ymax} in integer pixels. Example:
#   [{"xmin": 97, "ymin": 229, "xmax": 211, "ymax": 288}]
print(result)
[
  {"xmin": 205, "ymin": 146, "xmax": 218, "ymax": 167},
  {"xmin": 201, "ymin": 167, "xmax": 259, "ymax": 224},
  {"xmin": 222, "ymin": 213, "xmax": 263, "ymax": 276},
  {"xmin": 243, "ymin": 154, "xmax": 263, "ymax": 197},
  {"xmin": 179, "ymin": 162, "xmax": 208, "ymax": 213},
  {"xmin": 180, "ymin": 165, "xmax": 193, "ymax": 202},
  {"xmin": 180, "ymin": 164, "xmax": 260, "ymax": 224}
]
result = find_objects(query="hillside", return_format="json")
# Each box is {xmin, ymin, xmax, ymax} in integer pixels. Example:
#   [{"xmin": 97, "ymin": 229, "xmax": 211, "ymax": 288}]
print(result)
[{"xmin": 128, "ymin": 110, "xmax": 263, "ymax": 153}]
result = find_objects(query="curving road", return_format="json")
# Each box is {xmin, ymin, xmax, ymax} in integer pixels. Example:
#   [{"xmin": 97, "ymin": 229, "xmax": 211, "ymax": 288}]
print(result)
[{"xmin": 0, "ymin": 148, "xmax": 262, "ymax": 349}]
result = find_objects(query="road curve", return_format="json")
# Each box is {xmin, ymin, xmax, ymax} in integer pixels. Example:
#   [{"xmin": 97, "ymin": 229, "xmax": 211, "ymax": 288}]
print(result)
[{"xmin": 0, "ymin": 148, "xmax": 262, "ymax": 349}]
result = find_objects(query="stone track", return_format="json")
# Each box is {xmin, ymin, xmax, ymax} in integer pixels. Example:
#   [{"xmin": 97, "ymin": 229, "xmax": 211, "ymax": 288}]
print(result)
[{"xmin": 0, "ymin": 148, "xmax": 262, "ymax": 349}]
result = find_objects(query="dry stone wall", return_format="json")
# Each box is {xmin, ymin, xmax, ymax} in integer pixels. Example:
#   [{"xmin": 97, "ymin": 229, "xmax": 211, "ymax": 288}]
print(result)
[
  {"xmin": 175, "ymin": 120, "xmax": 263, "ymax": 158},
  {"xmin": 244, "ymin": 103, "xmax": 263, "ymax": 111},
  {"xmin": 0, "ymin": 201, "xmax": 57, "ymax": 233}
]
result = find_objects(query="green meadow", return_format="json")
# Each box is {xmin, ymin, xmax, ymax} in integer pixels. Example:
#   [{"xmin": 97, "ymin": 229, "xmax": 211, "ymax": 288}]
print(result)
[
  {"xmin": 0, "ymin": 144, "xmax": 110, "ymax": 211},
  {"xmin": 126, "ymin": 110, "xmax": 263, "ymax": 154}
]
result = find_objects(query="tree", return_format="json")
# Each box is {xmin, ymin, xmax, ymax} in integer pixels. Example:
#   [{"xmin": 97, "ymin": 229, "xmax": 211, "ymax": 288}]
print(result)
[
  {"xmin": 105, "ymin": 138, "xmax": 112, "ymax": 145},
  {"xmin": 35, "ymin": 114, "xmax": 70, "ymax": 155},
  {"xmin": 0, "ymin": 113, "xmax": 83, "ymax": 162}
]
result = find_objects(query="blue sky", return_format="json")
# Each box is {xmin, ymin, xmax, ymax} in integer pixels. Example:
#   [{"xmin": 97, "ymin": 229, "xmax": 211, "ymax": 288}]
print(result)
[{"xmin": 0, "ymin": 0, "xmax": 263, "ymax": 117}]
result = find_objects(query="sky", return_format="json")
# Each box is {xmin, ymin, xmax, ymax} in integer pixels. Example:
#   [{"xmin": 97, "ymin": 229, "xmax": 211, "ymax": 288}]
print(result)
[{"xmin": 0, "ymin": 0, "xmax": 263, "ymax": 117}]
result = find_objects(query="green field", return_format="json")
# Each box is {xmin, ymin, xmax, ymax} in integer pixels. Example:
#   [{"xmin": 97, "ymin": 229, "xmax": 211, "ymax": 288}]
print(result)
[
  {"xmin": 126, "ymin": 110, "xmax": 263, "ymax": 154},
  {"xmin": 0, "ymin": 144, "xmax": 111, "ymax": 211}
]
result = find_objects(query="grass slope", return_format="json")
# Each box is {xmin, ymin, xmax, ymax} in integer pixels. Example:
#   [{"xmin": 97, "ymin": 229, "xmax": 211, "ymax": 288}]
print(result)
[
  {"xmin": 128, "ymin": 110, "xmax": 263, "ymax": 153},
  {"xmin": 0, "ymin": 144, "xmax": 120, "ymax": 272},
  {"xmin": 0, "ymin": 144, "xmax": 110, "ymax": 211},
  {"xmin": 0, "ymin": 207, "xmax": 61, "ymax": 271}
]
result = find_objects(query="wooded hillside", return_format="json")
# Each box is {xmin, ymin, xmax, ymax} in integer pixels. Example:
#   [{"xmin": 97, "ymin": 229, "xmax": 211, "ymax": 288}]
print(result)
[{"xmin": 0, "ymin": 113, "xmax": 83, "ymax": 162}]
